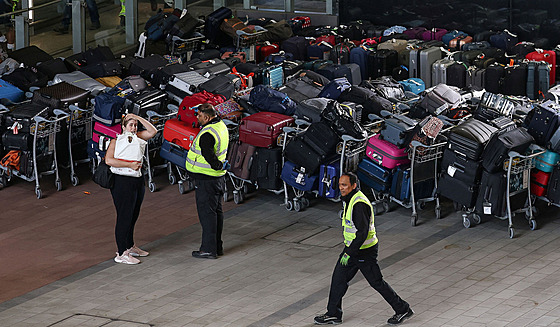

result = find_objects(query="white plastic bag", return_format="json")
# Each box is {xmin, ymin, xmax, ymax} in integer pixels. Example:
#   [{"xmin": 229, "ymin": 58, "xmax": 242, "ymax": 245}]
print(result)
[{"xmin": 110, "ymin": 132, "xmax": 147, "ymax": 177}]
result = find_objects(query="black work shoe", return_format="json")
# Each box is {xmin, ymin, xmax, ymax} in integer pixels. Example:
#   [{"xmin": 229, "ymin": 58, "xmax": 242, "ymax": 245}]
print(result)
[
  {"xmin": 89, "ymin": 21, "xmax": 101, "ymax": 30},
  {"xmin": 387, "ymin": 308, "xmax": 414, "ymax": 325},
  {"xmin": 314, "ymin": 314, "xmax": 342, "ymax": 325},
  {"xmin": 192, "ymin": 251, "xmax": 217, "ymax": 259},
  {"xmin": 53, "ymin": 25, "xmax": 69, "ymax": 34}
]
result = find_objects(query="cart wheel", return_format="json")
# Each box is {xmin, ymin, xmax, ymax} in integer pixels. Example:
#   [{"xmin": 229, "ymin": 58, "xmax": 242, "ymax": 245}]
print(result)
[
  {"xmin": 178, "ymin": 182, "xmax": 186, "ymax": 194},
  {"xmin": 435, "ymin": 206, "xmax": 441, "ymax": 219},
  {"xmin": 35, "ymin": 187, "xmax": 42, "ymax": 199},
  {"xmin": 186, "ymin": 180, "xmax": 195, "ymax": 192},
  {"xmin": 417, "ymin": 201, "xmax": 426, "ymax": 210},
  {"xmin": 233, "ymin": 191, "xmax": 242, "ymax": 204},
  {"xmin": 56, "ymin": 179, "xmax": 63, "ymax": 191},
  {"xmin": 149, "ymin": 182, "xmax": 156, "ymax": 193},
  {"xmin": 223, "ymin": 192, "xmax": 229, "ymax": 202},
  {"xmin": 463, "ymin": 215, "xmax": 472, "ymax": 229},
  {"xmin": 383, "ymin": 201, "xmax": 390, "ymax": 213},
  {"xmin": 285, "ymin": 200, "xmax": 293, "ymax": 211},
  {"xmin": 301, "ymin": 197, "xmax": 310, "ymax": 208},
  {"xmin": 529, "ymin": 219, "xmax": 537, "ymax": 231},
  {"xmin": 411, "ymin": 214, "xmax": 418, "ymax": 226},
  {"xmin": 509, "ymin": 227, "xmax": 515, "ymax": 239},
  {"xmin": 294, "ymin": 199, "xmax": 302, "ymax": 212},
  {"xmin": 71, "ymin": 175, "xmax": 79, "ymax": 186},
  {"xmin": 169, "ymin": 174, "xmax": 176, "ymax": 185},
  {"xmin": 453, "ymin": 201, "xmax": 461, "ymax": 212},
  {"xmin": 472, "ymin": 213, "xmax": 481, "ymax": 225}
]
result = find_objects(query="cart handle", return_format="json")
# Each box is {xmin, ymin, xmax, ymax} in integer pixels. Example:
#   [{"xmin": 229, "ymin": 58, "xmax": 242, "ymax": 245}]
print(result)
[
  {"xmin": 236, "ymin": 25, "xmax": 267, "ymax": 36},
  {"xmin": 223, "ymin": 119, "xmax": 238, "ymax": 127},
  {"xmin": 294, "ymin": 118, "xmax": 311, "ymax": 128},
  {"xmin": 342, "ymin": 134, "xmax": 366, "ymax": 142},
  {"xmin": 368, "ymin": 113, "xmax": 382, "ymax": 121},
  {"xmin": 167, "ymin": 104, "xmax": 180, "ymax": 113},
  {"xmin": 69, "ymin": 105, "xmax": 88, "ymax": 113}
]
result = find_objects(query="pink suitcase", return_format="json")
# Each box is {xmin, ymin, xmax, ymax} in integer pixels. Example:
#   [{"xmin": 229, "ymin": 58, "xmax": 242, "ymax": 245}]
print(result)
[
  {"xmin": 366, "ymin": 134, "xmax": 410, "ymax": 169},
  {"xmin": 92, "ymin": 121, "xmax": 121, "ymax": 142},
  {"xmin": 239, "ymin": 112, "xmax": 294, "ymax": 148},
  {"xmin": 421, "ymin": 28, "xmax": 448, "ymax": 41}
]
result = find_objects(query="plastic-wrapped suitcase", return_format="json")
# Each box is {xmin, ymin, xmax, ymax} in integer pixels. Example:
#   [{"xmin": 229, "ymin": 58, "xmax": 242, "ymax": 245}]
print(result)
[
  {"xmin": 281, "ymin": 160, "xmax": 319, "ymax": 191},
  {"xmin": 447, "ymin": 118, "xmax": 497, "ymax": 160},
  {"xmin": 238, "ymin": 112, "xmax": 294, "ymax": 148},
  {"xmin": 249, "ymin": 147, "xmax": 283, "ymax": 190},
  {"xmin": 366, "ymin": 134, "xmax": 410, "ymax": 169},
  {"xmin": 318, "ymin": 161, "xmax": 340, "ymax": 198},
  {"xmin": 31, "ymin": 81, "xmax": 90, "ymax": 111},
  {"xmin": 159, "ymin": 139, "xmax": 189, "ymax": 167},
  {"xmin": 227, "ymin": 141, "xmax": 256, "ymax": 180},
  {"xmin": 8, "ymin": 45, "xmax": 53, "ymax": 67},
  {"xmin": 52, "ymin": 71, "xmax": 106, "ymax": 95},
  {"xmin": 531, "ymin": 170, "xmax": 550, "ymax": 197},
  {"xmin": 0, "ymin": 79, "xmax": 25, "ymax": 103},
  {"xmin": 357, "ymin": 158, "xmax": 392, "ymax": 192},
  {"xmin": 163, "ymin": 118, "xmax": 199, "ymax": 150}
]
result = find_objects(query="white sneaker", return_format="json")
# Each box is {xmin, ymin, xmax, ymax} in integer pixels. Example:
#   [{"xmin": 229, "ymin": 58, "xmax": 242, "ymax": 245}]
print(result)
[
  {"xmin": 114, "ymin": 251, "xmax": 140, "ymax": 264},
  {"xmin": 128, "ymin": 245, "xmax": 149, "ymax": 257}
]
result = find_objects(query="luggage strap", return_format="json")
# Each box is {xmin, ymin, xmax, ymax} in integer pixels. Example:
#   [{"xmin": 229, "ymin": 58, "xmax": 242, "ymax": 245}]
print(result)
[{"xmin": 0, "ymin": 150, "xmax": 21, "ymax": 174}]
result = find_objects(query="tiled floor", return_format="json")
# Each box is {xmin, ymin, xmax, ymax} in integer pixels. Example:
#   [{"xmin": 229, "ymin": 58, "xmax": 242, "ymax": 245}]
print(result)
[{"xmin": 1, "ymin": 164, "xmax": 560, "ymax": 326}]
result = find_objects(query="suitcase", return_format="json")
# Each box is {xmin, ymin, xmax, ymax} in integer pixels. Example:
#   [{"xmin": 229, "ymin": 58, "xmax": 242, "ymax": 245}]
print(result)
[
  {"xmin": 87, "ymin": 139, "xmax": 106, "ymax": 161},
  {"xmin": 534, "ymin": 150, "xmax": 560, "ymax": 173},
  {"xmin": 261, "ymin": 65, "xmax": 284, "ymax": 88},
  {"xmin": 366, "ymin": 134, "xmax": 410, "ymax": 169},
  {"xmin": 96, "ymin": 76, "xmax": 123, "ymax": 88},
  {"xmin": 256, "ymin": 42, "xmax": 280, "ymax": 63},
  {"xmin": 177, "ymin": 91, "xmax": 226, "ymax": 126},
  {"xmin": 8, "ymin": 45, "xmax": 53, "ymax": 67},
  {"xmin": 36, "ymin": 58, "xmax": 70, "ymax": 80},
  {"xmin": 466, "ymin": 67, "xmax": 486, "ymax": 89},
  {"xmin": 249, "ymin": 147, "xmax": 283, "ymax": 190},
  {"xmin": 150, "ymin": 59, "xmax": 202, "ymax": 88},
  {"xmin": 0, "ymin": 79, "xmax": 25, "ymax": 103},
  {"xmin": 227, "ymin": 141, "xmax": 256, "ymax": 180},
  {"xmin": 199, "ymin": 74, "xmax": 237, "ymax": 100},
  {"xmin": 318, "ymin": 161, "xmax": 340, "ymax": 198},
  {"xmin": 53, "ymin": 71, "xmax": 106, "ymax": 95},
  {"xmin": 4, "ymin": 103, "xmax": 49, "ymax": 133},
  {"xmin": 349, "ymin": 46, "xmax": 372, "ymax": 81},
  {"xmin": 238, "ymin": 112, "xmax": 294, "ymax": 148},
  {"xmin": 191, "ymin": 49, "xmax": 221, "ymax": 61},
  {"xmin": 531, "ymin": 170, "xmax": 550, "ymax": 197},
  {"xmin": 526, "ymin": 61, "xmax": 550, "ymax": 100},
  {"xmin": 80, "ymin": 61, "xmax": 122, "ymax": 79},
  {"xmin": 438, "ymin": 173, "xmax": 478, "ymax": 208},
  {"xmin": 441, "ymin": 148, "xmax": 482, "ymax": 185},
  {"xmin": 281, "ymin": 36, "xmax": 310, "ymax": 61},
  {"xmin": 449, "ymin": 35, "xmax": 472, "ymax": 51},
  {"xmin": 2, "ymin": 67, "xmax": 49, "ymax": 91},
  {"xmin": 446, "ymin": 63, "xmax": 467, "ymax": 88},
  {"xmin": 122, "ymin": 87, "xmax": 168, "ymax": 117},
  {"xmin": 205, "ymin": 7, "xmax": 233, "ymax": 43},
  {"xmin": 409, "ymin": 47, "xmax": 442, "ymax": 87},
  {"xmin": 167, "ymin": 71, "xmax": 210, "ymax": 100},
  {"xmin": 442, "ymin": 30, "xmax": 468, "ymax": 46},
  {"xmin": 281, "ymin": 160, "xmax": 319, "ymax": 192},
  {"xmin": 18, "ymin": 150, "xmax": 53, "ymax": 178},
  {"xmin": 526, "ymin": 50, "xmax": 556, "ymax": 85},
  {"xmin": 163, "ymin": 118, "xmax": 199, "ymax": 150},
  {"xmin": 525, "ymin": 100, "xmax": 560, "ymax": 146},
  {"xmin": 329, "ymin": 42, "xmax": 355, "ymax": 65},
  {"xmin": 283, "ymin": 60, "xmax": 304, "ymax": 77},
  {"xmin": 380, "ymin": 112, "xmax": 417, "ymax": 148},
  {"xmin": 129, "ymin": 54, "xmax": 169, "ymax": 80},
  {"xmin": 31, "ymin": 81, "xmax": 90, "ymax": 111},
  {"xmin": 357, "ymin": 158, "xmax": 392, "ymax": 193},
  {"xmin": 475, "ymin": 170, "xmax": 510, "ymax": 217},
  {"xmin": 421, "ymin": 28, "xmax": 448, "ymax": 41},
  {"xmin": 279, "ymin": 73, "xmax": 325, "ymax": 103},
  {"xmin": 502, "ymin": 64, "xmax": 528, "ymax": 96},
  {"xmin": 159, "ymin": 139, "xmax": 189, "ymax": 167},
  {"xmin": 1, "ymin": 131, "xmax": 33, "ymax": 150},
  {"xmin": 378, "ymin": 38, "xmax": 408, "ymax": 52},
  {"xmin": 369, "ymin": 49, "xmax": 399, "ymax": 79},
  {"xmin": 295, "ymin": 97, "xmax": 329, "ymax": 123},
  {"xmin": 489, "ymin": 30, "xmax": 518, "ymax": 52},
  {"xmin": 447, "ymin": 118, "xmax": 497, "ymax": 160},
  {"xmin": 390, "ymin": 165, "xmax": 435, "ymax": 202},
  {"xmin": 546, "ymin": 165, "xmax": 560, "ymax": 205},
  {"xmin": 482, "ymin": 127, "xmax": 534, "ymax": 173},
  {"xmin": 92, "ymin": 122, "xmax": 121, "ymax": 151},
  {"xmin": 432, "ymin": 59, "xmax": 454, "ymax": 86}
]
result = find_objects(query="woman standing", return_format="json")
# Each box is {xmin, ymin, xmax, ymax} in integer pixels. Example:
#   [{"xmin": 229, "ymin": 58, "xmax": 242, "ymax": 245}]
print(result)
[{"xmin": 105, "ymin": 113, "xmax": 157, "ymax": 264}]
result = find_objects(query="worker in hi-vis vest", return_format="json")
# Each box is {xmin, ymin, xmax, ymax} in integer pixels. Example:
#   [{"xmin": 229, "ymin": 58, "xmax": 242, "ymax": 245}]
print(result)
[
  {"xmin": 186, "ymin": 103, "xmax": 230, "ymax": 259},
  {"xmin": 314, "ymin": 172, "xmax": 414, "ymax": 326}
]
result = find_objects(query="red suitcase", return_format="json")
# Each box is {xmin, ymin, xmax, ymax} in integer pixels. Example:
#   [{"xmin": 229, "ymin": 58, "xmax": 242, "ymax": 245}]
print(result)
[
  {"xmin": 256, "ymin": 42, "xmax": 280, "ymax": 63},
  {"xmin": 221, "ymin": 51, "xmax": 247, "ymax": 63},
  {"xmin": 526, "ymin": 50, "xmax": 556, "ymax": 85},
  {"xmin": 291, "ymin": 16, "xmax": 311, "ymax": 28},
  {"xmin": 531, "ymin": 170, "xmax": 550, "ymax": 197},
  {"xmin": 238, "ymin": 112, "xmax": 294, "ymax": 148},
  {"xmin": 177, "ymin": 91, "xmax": 226, "ymax": 127},
  {"xmin": 163, "ymin": 118, "xmax": 200, "ymax": 150}
]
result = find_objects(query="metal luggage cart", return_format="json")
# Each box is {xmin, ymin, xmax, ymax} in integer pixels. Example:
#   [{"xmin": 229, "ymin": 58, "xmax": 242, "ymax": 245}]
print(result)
[
  {"xmin": 0, "ymin": 110, "xmax": 69, "ymax": 199},
  {"xmin": 463, "ymin": 145, "xmax": 546, "ymax": 238},
  {"xmin": 145, "ymin": 109, "xmax": 177, "ymax": 193},
  {"xmin": 235, "ymin": 26, "xmax": 267, "ymax": 62},
  {"xmin": 170, "ymin": 33, "xmax": 205, "ymax": 61},
  {"xmin": 280, "ymin": 119, "xmax": 311, "ymax": 212},
  {"xmin": 67, "ymin": 105, "xmax": 93, "ymax": 186}
]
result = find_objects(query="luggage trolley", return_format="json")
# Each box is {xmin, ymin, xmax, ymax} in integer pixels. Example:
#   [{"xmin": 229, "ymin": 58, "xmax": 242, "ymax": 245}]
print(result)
[
  {"xmin": 145, "ymin": 109, "xmax": 177, "ymax": 192},
  {"xmin": 170, "ymin": 33, "xmax": 205, "ymax": 61},
  {"xmin": 0, "ymin": 110, "xmax": 69, "ymax": 199},
  {"xmin": 464, "ymin": 145, "xmax": 545, "ymax": 238},
  {"xmin": 235, "ymin": 26, "xmax": 267, "ymax": 62},
  {"xmin": 281, "ymin": 119, "xmax": 312, "ymax": 211},
  {"xmin": 67, "ymin": 105, "xmax": 94, "ymax": 186}
]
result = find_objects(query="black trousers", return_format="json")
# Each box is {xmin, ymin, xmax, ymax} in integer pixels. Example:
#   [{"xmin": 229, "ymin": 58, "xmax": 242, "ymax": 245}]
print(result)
[
  {"xmin": 110, "ymin": 174, "xmax": 145, "ymax": 255},
  {"xmin": 326, "ymin": 244, "xmax": 409, "ymax": 318},
  {"xmin": 194, "ymin": 176, "xmax": 225, "ymax": 254}
]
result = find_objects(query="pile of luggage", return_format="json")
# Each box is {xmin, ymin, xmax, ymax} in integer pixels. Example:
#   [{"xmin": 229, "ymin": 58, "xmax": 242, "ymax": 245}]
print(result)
[{"xmin": 1, "ymin": 6, "xmax": 560, "ymax": 237}]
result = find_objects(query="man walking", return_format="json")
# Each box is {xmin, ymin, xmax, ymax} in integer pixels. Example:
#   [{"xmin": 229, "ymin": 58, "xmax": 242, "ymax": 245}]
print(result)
[
  {"xmin": 314, "ymin": 172, "xmax": 413, "ymax": 325},
  {"xmin": 186, "ymin": 103, "xmax": 229, "ymax": 259}
]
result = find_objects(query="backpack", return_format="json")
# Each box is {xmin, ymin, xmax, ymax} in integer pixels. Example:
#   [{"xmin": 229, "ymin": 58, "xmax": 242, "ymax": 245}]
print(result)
[{"xmin": 249, "ymin": 85, "xmax": 297, "ymax": 115}]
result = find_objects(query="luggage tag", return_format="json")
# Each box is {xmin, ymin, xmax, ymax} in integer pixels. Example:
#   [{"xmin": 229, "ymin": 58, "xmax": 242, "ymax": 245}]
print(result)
[
  {"xmin": 296, "ymin": 172, "xmax": 305, "ymax": 185},
  {"xmin": 483, "ymin": 201, "xmax": 492, "ymax": 215},
  {"xmin": 447, "ymin": 165, "xmax": 457, "ymax": 177},
  {"xmin": 10, "ymin": 122, "xmax": 21, "ymax": 135}
]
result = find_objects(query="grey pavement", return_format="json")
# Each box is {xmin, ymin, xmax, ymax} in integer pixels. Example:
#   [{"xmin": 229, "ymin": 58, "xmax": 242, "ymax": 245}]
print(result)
[{"xmin": 1, "ymin": 191, "xmax": 560, "ymax": 327}]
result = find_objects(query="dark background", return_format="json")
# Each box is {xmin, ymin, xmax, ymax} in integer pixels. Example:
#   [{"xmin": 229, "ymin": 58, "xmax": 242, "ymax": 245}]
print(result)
[{"xmin": 339, "ymin": 0, "xmax": 560, "ymax": 49}]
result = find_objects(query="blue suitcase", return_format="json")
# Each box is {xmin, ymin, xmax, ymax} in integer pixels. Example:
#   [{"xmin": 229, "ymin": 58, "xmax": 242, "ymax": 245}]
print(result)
[
  {"xmin": 262, "ymin": 65, "xmax": 284, "ymax": 88},
  {"xmin": 357, "ymin": 158, "xmax": 392, "ymax": 193},
  {"xmin": 87, "ymin": 139, "xmax": 106, "ymax": 163},
  {"xmin": 398, "ymin": 78, "xmax": 425, "ymax": 94},
  {"xmin": 159, "ymin": 140, "xmax": 188, "ymax": 168},
  {"xmin": 534, "ymin": 150, "xmax": 560, "ymax": 173},
  {"xmin": 281, "ymin": 160, "xmax": 319, "ymax": 192},
  {"xmin": 307, "ymin": 43, "xmax": 331, "ymax": 61},
  {"xmin": 349, "ymin": 46, "xmax": 371, "ymax": 81},
  {"xmin": 0, "ymin": 79, "xmax": 25, "ymax": 103},
  {"xmin": 390, "ymin": 165, "xmax": 434, "ymax": 202},
  {"xmin": 318, "ymin": 161, "xmax": 340, "ymax": 198},
  {"xmin": 317, "ymin": 77, "xmax": 351, "ymax": 100},
  {"xmin": 525, "ymin": 100, "xmax": 560, "ymax": 146}
]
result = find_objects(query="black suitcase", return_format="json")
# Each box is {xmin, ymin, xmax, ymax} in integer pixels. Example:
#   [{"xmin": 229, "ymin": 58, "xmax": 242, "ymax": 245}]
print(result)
[
  {"xmin": 316, "ymin": 64, "xmax": 353, "ymax": 81},
  {"xmin": 485, "ymin": 64, "xmax": 505, "ymax": 94},
  {"xmin": 129, "ymin": 54, "xmax": 169, "ymax": 80},
  {"xmin": 36, "ymin": 58, "xmax": 70, "ymax": 80},
  {"xmin": 438, "ymin": 173, "xmax": 479, "ymax": 208},
  {"xmin": 446, "ymin": 63, "xmax": 467, "ymax": 88},
  {"xmin": 475, "ymin": 170, "xmax": 507, "ymax": 216},
  {"xmin": 279, "ymin": 73, "xmax": 325, "ymax": 103},
  {"xmin": 2, "ymin": 130, "xmax": 33, "ymax": 150},
  {"xmin": 295, "ymin": 97, "xmax": 329, "ymax": 123},
  {"xmin": 482, "ymin": 127, "xmax": 534, "ymax": 173},
  {"xmin": 447, "ymin": 118, "xmax": 497, "ymax": 160},
  {"xmin": 190, "ymin": 49, "xmax": 221, "ymax": 61},
  {"xmin": 150, "ymin": 58, "xmax": 202, "ymax": 87},
  {"xmin": 547, "ymin": 165, "xmax": 560, "ymax": 205},
  {"xmin": 249, "ymin": 147, "xmax": 283, "ymax": 190},
  {"xmin": 18, "ymin": 150, "xmax": 53, "ymax": 178},
  {"xmin": 502, "ymin": 64, "xmax": 528, "ymax": 96},
  {"xmin": 31, "ymin": 82, "xmax": 90, "ymax": 111},
  {"xmin": 441, "ymin": 148, "xmax": 482, "ymax": 185},
  {"xmin": 4, "ymin": 103, "xmax": 49, "ymax": 133},
  {"xmin": 122, "ymin": 87, "xmax": 168, "ymax": 117},
  {"xmin": 329, "ymin": 42, "xmax": 354, "ymax": 65},
  {"xmin": 80, "ymin": 61, "xmax": 122, "ymax": 78},
  {"xmin": 198, "ymin": 74, "xmax": 237, "ymax": 100},
  {"xmin": 3, "ymin": 67, "xmax": 49, "ymax": 91},
  {"xmin": 8, "ymin": 45, "xmax": 53, "ymax": 67},
  {"xmin": 369, "ymin": 49, "xmax": 399, "ymax": 79}
]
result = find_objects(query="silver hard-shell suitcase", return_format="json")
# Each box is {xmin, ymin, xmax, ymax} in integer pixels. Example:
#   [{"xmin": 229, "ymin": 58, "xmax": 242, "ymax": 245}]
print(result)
[
  {"xmin": 432, "ymin": 58, "xmax": 455, "ymax": 86},
  {"xmin": 419, "ymin": 47, "xmax": 443, "ymax": 87}
]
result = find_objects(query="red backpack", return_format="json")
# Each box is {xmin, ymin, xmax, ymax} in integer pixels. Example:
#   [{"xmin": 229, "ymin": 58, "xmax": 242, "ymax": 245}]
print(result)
[{"xmin": 176, "ymin": 91, "xmax": 226, "ymax": 127}]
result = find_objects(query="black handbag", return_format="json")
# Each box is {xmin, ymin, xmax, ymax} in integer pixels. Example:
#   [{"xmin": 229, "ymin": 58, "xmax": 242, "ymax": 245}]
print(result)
[{"xmin": 92, "ymin": 160, "xmax": 114, "ymax": 189}]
